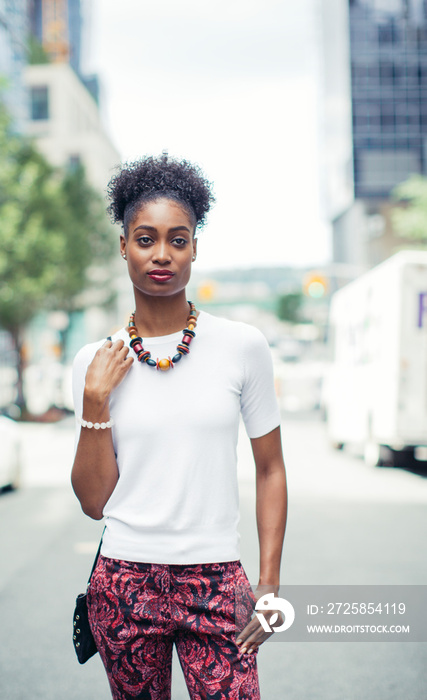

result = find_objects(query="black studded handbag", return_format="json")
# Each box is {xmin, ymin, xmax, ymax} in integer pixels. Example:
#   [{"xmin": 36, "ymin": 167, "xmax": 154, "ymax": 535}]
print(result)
[{"xmin": 72, "ymin": 530, "xmax": 104, "ymax": 664}]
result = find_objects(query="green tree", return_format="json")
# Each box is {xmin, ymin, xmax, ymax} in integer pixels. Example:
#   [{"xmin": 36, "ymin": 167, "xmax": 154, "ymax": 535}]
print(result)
[
  {"xmin": 0, "ymin": 101, "xmax": 115, "ymax": 414},
  {"xmin": 277, "ymin": 292, "xmax": 303, "ymax": 324},
  {"xmin": 391, "ymin": 174, "xmax": 427, "ymax": 243},
  {"xmin": 60, "ymin": 163, "xmax": 116, "ymax": 301},
  {"xmin": 53, "ymin": 162, "xmax": 117, "ymax": 355},
  {"xmin": 26, "ymin": 35, "xmax": 50, "ymax": 65}
]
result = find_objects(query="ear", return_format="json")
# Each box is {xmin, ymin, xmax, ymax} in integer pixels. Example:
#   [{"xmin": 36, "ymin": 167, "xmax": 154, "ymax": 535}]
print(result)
[
  {"xmin": 120, "ymin": 234, "xmax": 126, "ymax": 257},
  {"xmin": 192, "ymin": 237, "xmax": 198, "ymax": 260}
]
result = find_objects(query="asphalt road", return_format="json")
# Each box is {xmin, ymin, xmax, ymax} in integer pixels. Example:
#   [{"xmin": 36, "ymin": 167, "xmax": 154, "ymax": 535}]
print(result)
[{"xmin": 1, "ymin": 414, "xmax": 426, "ymax": 699}]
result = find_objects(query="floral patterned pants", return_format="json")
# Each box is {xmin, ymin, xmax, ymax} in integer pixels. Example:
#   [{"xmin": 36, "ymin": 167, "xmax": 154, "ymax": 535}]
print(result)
[{"xmin": 87, "ymin": 555, "xmax": 261, "ymax": 700}]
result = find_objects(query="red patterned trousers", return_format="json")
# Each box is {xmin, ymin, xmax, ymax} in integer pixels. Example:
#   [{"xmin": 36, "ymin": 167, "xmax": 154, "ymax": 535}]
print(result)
[{"xmin": 87, "ymin": 555, "xmax": 261, "ymax": 700}]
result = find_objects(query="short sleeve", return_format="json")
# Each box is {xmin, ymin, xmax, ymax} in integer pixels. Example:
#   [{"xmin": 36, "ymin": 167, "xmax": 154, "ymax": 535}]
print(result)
[{"xmin": 239, "ymin": 325, "xmax": 281, "ymax": 439}]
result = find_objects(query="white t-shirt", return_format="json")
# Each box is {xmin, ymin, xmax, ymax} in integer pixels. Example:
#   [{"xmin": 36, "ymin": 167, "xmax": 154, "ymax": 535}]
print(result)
[{"xmin": 72, "ymin": 310, "xmax": 281, "ymax": 565}]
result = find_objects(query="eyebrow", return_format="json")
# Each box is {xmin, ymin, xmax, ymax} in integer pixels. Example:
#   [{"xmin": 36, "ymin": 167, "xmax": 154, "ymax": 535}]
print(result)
[{"xmin": 133, "ymin": 225, "xmax": 191, "ymax": 234}]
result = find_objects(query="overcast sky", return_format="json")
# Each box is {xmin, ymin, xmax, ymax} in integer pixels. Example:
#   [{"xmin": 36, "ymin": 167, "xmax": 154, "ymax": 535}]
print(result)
[{"xmin": 84, "ymin": 0, "xmax": 330, "ymax": 271}]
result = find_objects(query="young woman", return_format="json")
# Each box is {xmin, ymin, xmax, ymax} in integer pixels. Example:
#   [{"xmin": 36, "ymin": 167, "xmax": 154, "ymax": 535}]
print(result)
[{"xmin": 71, "ymin": 153, "xmax": 288, "ymax": 700}]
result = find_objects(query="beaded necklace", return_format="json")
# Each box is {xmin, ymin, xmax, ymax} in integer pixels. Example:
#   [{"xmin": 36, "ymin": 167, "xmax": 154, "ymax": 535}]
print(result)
[{"xmin": 126, "ymin": 301, "xmax": 197, "ymax": 371}]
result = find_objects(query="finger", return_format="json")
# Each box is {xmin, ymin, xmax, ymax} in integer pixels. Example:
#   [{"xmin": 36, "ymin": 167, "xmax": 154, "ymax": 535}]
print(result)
[
  {"xmin": 239, "ymin": 615, "xmax": 262, "ymax": 635},
  {"xmin": 236, "ymin": 619, "xmax": 261, "ymax": 647},
  {"xmin": 240, "ymin": 630, "xmax": 271, "ymax": 654},
  {"xmin": 117, "ymin": 343, "xmax": 130, "ymax": 356},
  {"xmin": 237, "ymin": 619, "xmax": 272, "ymax": 653}
]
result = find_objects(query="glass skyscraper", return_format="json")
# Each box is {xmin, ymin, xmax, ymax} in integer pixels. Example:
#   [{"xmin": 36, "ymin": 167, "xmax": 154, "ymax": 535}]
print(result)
[{"xmin": 349, "ymin": 0, "xmax": 427, "ymax": 199}]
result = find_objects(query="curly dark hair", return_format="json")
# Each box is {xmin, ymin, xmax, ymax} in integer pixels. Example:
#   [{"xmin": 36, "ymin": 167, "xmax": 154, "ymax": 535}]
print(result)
[{"xmin": 106, "ymin": 152, "xmax": 215, "ymax": 237}]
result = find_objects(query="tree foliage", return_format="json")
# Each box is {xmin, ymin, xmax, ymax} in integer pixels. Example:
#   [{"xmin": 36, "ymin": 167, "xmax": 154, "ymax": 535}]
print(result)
[
  {"xmin": 0, "ymin": 143, "xmax": 66, "ymax": 330},
  {"xmin": 277, "ymin": 293, "xmax": 303, "ymax": 324},
  {"xmin": 50, "ymin": 162, "xmax": 116, "ymax": 310},
  {"xmin": 391, "ymin": 174, "xmax": 427, "ymax": 242},
  {"xmin": 27, "ymin": 35, "xmax": 50, "ymax": 65},
  {"xmin": 0, "ymin": 144, "xmax": 115, "ymax": 331},
  {"xmin": 0, "ymin": 96, "xmax": 116, "ymax": 410}
]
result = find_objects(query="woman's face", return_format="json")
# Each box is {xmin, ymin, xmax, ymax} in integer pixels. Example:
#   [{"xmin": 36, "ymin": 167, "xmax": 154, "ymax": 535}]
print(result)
[{"xmin": 120, "ymin": 198, "xmax": 197, "ymax": 301}]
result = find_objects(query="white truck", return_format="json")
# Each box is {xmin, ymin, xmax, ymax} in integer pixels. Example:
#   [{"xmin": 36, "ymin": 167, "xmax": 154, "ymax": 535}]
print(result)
[{"xmin": 324, "ymin": 250, "xmax": 427, "ymax": 467}]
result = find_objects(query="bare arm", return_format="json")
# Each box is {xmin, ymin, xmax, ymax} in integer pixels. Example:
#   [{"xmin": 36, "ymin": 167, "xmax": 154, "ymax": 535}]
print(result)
[
  {"xmin": 71, "ymin": 339, "xmax": 133, "ymax": 520},
  {"xmin": 252, "ymin": 425, "xmax": 287, "ymax": 588},
  {"xmin": 235, "ymin": 425, "xmax": 287, "ymax": 654}
]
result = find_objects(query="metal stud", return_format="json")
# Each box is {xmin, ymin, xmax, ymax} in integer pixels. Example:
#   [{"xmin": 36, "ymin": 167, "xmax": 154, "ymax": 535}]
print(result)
[
  {"xmin": 73, "ymin": 635, "xmax": 77, "ymax": 640},
  {"xmin": 76, "ymin": 642, "xmax": 80, "ymax": 648},
  {"xmin": 76, "ymin": 629, "xmax": 80, "ymax": 634}
]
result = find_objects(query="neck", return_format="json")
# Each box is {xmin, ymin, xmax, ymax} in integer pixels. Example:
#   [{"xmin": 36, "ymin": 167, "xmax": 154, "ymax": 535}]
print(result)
[{"xmin": 132, "ymin": 291, "xmax": 192, "ymax": 337}]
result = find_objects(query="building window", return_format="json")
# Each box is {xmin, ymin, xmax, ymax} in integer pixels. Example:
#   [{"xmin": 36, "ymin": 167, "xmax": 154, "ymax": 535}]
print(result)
[
  {"xmin": 68, "ymin": 155, "xmax": 81, "ymax": 172},
  {"xmin": 380, "ymin": 112, "xmax": 395, "ymax": 129},
  {"xmin": 30, "ymin": 86, "xmax": 49, "ymax": 120},
  {"xmin": 378, "ymin": 24, "xmax": 393, "ymax": 44},
  {"xmin": 379, "ymin": 62, "xmax": 394, "ymax": 84},
  {"xmin": 406, "ymin": 65, "xmax": 420, "ymax": 86}
]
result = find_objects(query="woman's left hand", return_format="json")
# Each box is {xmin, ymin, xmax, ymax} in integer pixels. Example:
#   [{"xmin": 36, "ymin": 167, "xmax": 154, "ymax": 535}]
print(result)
[{"xmin": 235, "ymin": 584, "xmax": 284, "ymax": 656}]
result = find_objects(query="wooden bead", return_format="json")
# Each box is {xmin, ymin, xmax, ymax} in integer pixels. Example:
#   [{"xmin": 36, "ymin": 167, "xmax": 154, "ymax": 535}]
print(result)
[
  {"xmin": 126, "ymin": 306, "xmax": 198, "ymax": 371},
  {"xmin": 177, "ymin": 344, "xmax": 189, "ymax": 354}
]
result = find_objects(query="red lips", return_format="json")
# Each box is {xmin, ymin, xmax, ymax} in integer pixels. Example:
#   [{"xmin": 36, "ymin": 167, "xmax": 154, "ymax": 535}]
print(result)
[{"xmin": 147, "ymin": 269, "xmax": 175, "ymax": 282}]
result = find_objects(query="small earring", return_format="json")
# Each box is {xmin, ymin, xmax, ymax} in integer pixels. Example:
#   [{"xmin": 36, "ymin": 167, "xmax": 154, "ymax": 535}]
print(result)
[
  {"xmin": 192, "ymin": 256, "xmax": 196, "ymax": 261},
  {"xmin": 122, "ymin": 254, "xmax": 127, "ymax": 260}
]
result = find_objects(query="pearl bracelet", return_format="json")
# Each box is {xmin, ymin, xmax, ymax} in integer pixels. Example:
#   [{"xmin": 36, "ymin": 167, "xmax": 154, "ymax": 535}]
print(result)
[{"xmin": 78, "ymin": 416, "xmax": 114, "ymax": 430}]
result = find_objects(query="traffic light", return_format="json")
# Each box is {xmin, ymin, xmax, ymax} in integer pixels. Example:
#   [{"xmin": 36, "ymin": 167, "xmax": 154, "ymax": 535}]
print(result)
[
  {"xmin": 197, "ymin": 281, "xmax": 216, "ymax": 302},
  {"xmin": 303, "ymin": 273, "xmax": 328, "ymax": 298}
]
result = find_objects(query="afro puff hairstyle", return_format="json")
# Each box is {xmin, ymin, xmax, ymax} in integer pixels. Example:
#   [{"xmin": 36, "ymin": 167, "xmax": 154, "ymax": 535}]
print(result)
[{"xmin": 106, "ymin": 152, "xmax": 215, "ymax": 237}]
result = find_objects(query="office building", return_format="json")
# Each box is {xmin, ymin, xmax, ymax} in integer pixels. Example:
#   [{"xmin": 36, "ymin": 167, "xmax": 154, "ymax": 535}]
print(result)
[
  {"xmin": 25, "ymin": 62, "xmax": 119, "ymax": 193},
  {"xmin": 25, "ymin": 0, "xmax": 116, "ymax": 191},
  {"xmin": 331, "ymin": 0, "xmax": 427, "ymax": 269},
  {"xmin": 350, "ymin": 0, "xmax": 427, "ymax": 199},
  {"xmin": 29, "ymin": 0, "xmax": 80, "ymax": 72},
  {"xmin": 28, "ymin": 0, "xmax": 100, "ymax": 102}
]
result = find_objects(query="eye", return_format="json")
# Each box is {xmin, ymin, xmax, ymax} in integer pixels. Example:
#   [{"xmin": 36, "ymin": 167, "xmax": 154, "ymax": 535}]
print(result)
[
  {"xmin": 137, "ymin": 236, "xmax": 153, "ymax": 245},
  {"xmin": 172, "ymin": 237, "xmax": 188, "ymax": 246}
]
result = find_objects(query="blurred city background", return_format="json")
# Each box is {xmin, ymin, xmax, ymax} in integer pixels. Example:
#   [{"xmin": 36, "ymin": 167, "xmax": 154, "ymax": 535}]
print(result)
[{"xmin": 1, "ymin": 1, "xmax": 427, "ymax": 699}]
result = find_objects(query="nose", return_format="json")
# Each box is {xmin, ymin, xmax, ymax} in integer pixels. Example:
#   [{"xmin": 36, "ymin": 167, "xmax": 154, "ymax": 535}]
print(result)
[{"xmin": 152, "ymin": 240, "xmax": 171, "ymax": 264}]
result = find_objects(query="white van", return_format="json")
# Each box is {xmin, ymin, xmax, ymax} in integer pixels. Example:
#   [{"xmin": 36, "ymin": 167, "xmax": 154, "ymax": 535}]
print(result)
[{"xmin": 324, "ymin": 251, "xmax": 427, "ymax": 467}]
